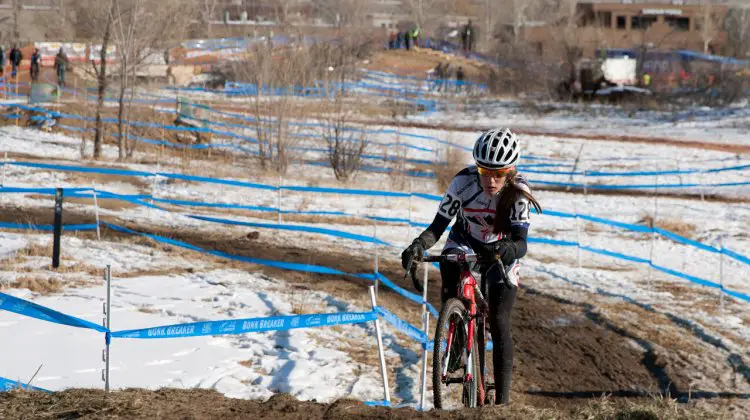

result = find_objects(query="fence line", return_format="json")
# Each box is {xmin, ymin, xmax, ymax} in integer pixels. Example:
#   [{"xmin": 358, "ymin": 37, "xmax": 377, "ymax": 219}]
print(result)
[{"xmin": 1, "ymin": 163, "xmax": 748, "ymax": 268}]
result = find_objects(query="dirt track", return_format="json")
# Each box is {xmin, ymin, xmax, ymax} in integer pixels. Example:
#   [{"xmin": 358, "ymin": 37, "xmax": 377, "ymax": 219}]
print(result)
[
  {"xmin": 0, "ymin": 389, "xmax": 727, "ymax": 420},
  {"xmin": 3, "ymin": 204, "xmax": 748, "ymax": 415}
]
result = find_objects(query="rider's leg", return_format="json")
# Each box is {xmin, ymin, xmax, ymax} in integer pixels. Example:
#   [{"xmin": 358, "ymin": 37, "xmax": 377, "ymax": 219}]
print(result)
[
  {"xmin": 438, "ymin": 248, "xmax": 463, "ymax": 303},
  {"xmin": 487, "ymin": 276, "xmax": 517, "ymax": 405}
]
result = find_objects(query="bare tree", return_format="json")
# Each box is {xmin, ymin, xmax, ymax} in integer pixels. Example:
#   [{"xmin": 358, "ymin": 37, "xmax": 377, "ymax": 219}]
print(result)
[
  {"xmin": 727, "ymin": 7, "xmax": 750, "ymax": 59},
  {"xmin": 402, "ymin": 0, "xmax": 450, "ymax": 34},
  {"xmin": 313, "ymin": 0, "xmax": 370, "ymax": 29},
  {"xmin": 316, "ymin": 46, "xmax": 369, "ymax": 182},
  {"xmin": 109, "ymin": 0, "xmax": 194, "ymax": 159},
  {"xmin": 698, "ymin": 4, "xmax": 722, "ymax": 54},
  {"xmin": 229, "ymin": 43, "xmax": 315, "ymax": 174},
  {"xmin": 198, "ymin": 0, "xmax": 220, "ymax": 38}
]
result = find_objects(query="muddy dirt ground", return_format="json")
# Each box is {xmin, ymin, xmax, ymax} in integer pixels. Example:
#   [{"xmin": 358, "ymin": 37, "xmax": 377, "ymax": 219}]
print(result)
[
  {"xmin": 0, "ymin": 389, "xmax": 725, "ymax": 420},
  {"xmin": 2, "ymin": 204, "xmax": 748, "ymax": 418}
]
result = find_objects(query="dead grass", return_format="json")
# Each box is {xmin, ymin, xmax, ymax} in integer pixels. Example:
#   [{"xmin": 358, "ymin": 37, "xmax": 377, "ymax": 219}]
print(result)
[
  {"xmin": 8, "ymin": 276, "xmax": 65, "ymax": 294},
  {"xmin": 638, "ymin": 215, "xmax": 698, "ymax": 239},
  {"xmin": 432, "ymin": 142, "xmax": 468, "ymax": 192},
  {"xmin": 289, "ymin": 284, "xmax": 314, "ymax": 315},
  {"xmin": 0, "ymin": 388, "xmax": 730, "ymax": 419}
]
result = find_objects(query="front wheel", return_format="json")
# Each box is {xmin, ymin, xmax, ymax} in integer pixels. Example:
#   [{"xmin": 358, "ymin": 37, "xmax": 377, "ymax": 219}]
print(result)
[{"xmin": 432, "ymin": 298, "xmax": 479, "ymax": 409}]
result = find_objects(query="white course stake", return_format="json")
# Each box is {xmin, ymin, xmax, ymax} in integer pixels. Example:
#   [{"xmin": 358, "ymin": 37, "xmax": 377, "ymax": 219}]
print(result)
[
  {"xmin": 419, "ymin": 263, "xmax": 430, "ymax": 411},
  {"xmin": 277, "ymin": 175, "xmax": 283, "ymax": 224},
  {"xmin": 373, "ymin": 223, "xmax": 379, "ymax": 297},
  {"xmin": 719, "ymin": 238, "xmax": 725, "ymax": 312},
  {"xmin": 92, "ymin": 185, "xmax": 101, "ymax": 241},
  {"xmin": 647, "ymin": 173, "xmax": 659, "ymax": 285},
  {"xmin": 1, "ymin": 152, "xmax": 8, "ymax": 187},
  {"xmin": 102, "ymin": 265, "xmax": 112, "ymax": 391},
  {"xmin": 407, "ymin": 180, "xmax": 413, "ymax": 243},
  {"xmin": 150, "ymin": 163, "xmax": 160, "ymax": 205},
  {"xmin": 369, "ymin": 286, "xmax": 391, "ymax": 404},
  {"xmin": 573, "ymin": 202, "xmax": 582, "ymax": 269}
]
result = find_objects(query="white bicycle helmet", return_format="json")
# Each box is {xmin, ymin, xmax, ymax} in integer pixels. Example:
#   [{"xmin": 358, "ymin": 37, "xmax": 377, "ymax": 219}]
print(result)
[{"xmin": 472, "ymin": 128, "xmax": 520, "ymax": 170}]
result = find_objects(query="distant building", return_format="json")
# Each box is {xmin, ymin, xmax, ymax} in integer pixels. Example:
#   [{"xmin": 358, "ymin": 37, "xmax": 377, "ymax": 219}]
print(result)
[{"xmin": 523, "ymin": 2, "xmax": 730, "ymax": 59}]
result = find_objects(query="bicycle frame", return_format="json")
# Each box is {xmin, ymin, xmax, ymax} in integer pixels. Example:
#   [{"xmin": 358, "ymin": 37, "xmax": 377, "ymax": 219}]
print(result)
[{"xmin": 442, "ymin": 255, "xmax": 489, "ymax": 403}]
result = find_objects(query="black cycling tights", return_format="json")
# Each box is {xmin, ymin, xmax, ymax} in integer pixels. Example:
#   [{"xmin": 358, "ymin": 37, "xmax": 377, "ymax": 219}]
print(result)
[
  {"xmin": 439, "ymin": 250, "xmax": 517, "ymax": 405},
  {"xmin": 488, "ymin": 282, "xmax": 516, "ymax": 405}
]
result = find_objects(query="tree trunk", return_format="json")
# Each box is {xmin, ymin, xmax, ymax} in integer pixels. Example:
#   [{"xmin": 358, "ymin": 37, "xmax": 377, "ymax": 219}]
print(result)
[
  {"xmin": 117, "ymin": 65, "xmax": 126, "ymax": 160},
  {"xmin": 94, "ymin": 7, "xmax": 115, "ymax": 160},
  {"xmin": 117, "ymin": 54, "xmax": 128, "ymax": 160}
]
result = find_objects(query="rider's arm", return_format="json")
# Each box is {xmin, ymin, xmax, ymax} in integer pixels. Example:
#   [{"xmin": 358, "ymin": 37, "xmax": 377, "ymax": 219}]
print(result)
[
  {"xmin": 415, "ymin": 214, "xmax": 451, "ymax": 249},
  {"xmin": 415, "ymin": 172, "xmax": 465, "ymax": 249},
  {"xmin": 508, "ymin": 223, "xmax": 528, "ymax": 260}
]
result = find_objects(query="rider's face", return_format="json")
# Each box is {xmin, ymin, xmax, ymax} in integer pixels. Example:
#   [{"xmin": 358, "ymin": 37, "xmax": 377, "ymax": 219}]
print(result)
[{"xmin": 479, "ymin": 173, "xmax": 506, "ymax": 196}]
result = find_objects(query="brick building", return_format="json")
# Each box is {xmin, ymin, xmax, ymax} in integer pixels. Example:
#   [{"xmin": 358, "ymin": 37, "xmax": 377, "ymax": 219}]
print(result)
[{"xmin": 524, "ymin": 1, "xmax": 731, "ymax": 59}]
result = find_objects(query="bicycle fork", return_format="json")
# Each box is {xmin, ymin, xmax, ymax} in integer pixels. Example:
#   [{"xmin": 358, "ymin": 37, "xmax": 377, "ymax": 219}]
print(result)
[{"xmin": 441, "ymin": 322, "xmax": 456, "ymax": 380}]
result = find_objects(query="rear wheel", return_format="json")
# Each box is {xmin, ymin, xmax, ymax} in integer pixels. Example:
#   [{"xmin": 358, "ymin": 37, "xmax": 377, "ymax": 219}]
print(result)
[{"xmin": 432, "ymin": 298, "xmax": 478, "ymax": 409}]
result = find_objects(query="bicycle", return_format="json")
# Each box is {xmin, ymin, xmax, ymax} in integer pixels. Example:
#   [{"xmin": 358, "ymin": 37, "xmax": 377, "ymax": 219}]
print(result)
[{"xmin": 407, "ymin": 253, "xmax": 502, "ymax": 409}]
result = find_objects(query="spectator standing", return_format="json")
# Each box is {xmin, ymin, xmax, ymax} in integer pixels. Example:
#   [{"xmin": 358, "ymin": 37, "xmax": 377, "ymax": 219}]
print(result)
[
  {"xmin": 462, "ymin": 20, "xmax": 475, "ymax": 54},
  {"xmin": 410, "ymin": 26, "xmax": 420, "ymax": 48},
  {"xmin": 0, "ymin": 46, "xmax": 5, "ymax": 77},
  {"xmin": 30, "ymin": 48, "xmax": 41, "ymax": 81},
  {"xmin": 456, "ymin": 66, "xmax": 465, "ymax": 93},
  {"xmin": 54, "ymin": 48, "xmax": 69, "ymax": 87},
  {"xmin": 9, "ymin": 45, "xmax": 22, "ymax": 78}
]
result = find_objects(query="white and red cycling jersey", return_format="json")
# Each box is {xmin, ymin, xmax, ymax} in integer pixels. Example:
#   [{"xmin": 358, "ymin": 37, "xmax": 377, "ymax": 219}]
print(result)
[{"xmin": 435, "ymin": 166, "xmax": 531, "ymax": 252}]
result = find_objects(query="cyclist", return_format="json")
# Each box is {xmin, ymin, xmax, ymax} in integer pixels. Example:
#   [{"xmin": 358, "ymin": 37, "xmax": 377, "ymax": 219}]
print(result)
[{"xmin": 401, "ymin": 127, "xmax": 542, "ymax": 405}]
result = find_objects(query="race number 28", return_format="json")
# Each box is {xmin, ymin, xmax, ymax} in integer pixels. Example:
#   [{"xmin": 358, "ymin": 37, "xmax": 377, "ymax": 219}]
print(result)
[
  {"xmin": 510, "ymin": 200, "xmax": 529, "ymax": 222},
  {"xmin": 439, "ymin": 194, "xmax": 461, "ymax": 218}
]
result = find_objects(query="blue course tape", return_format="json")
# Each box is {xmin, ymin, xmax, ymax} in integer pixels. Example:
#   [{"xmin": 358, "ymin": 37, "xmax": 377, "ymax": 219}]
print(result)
[
  {"xmin": 187, "ymin": 215, "xmax": 393, "ymax": 246},
  {"xmin": 364, "ymin": 400, "xmax": 391, "ymax": 407},
  {"xmin": 112, "ymin": 311, "xmax": 377, "ymax": 339},
  {"xmin": 0, "ymin": 376, "xmax": 50, "ymax": 392},
  {"xmin": 11, "ymin": 161, "xmax": 154, "ymax": 177},
  {"xmin": 375, "ymin": 273, "xmax": 439, "ymax": 318},
  {"xmin": 723, "ymin": 248, "xmax": 750, "ymax": 266},
  {"xmin": 0, "ymin": 292, "xmax": 108, "ymax": 332},
  {"xmin": 375, "ymin": 306, "xmax": 427, "ymax": 343},
  {"xmin": 529, "ymin": 239, "xmax": 750, "ymax": 303},
  {"xmin": 0, "ymin": 222, "xmax": 98, "ymax": 231}
]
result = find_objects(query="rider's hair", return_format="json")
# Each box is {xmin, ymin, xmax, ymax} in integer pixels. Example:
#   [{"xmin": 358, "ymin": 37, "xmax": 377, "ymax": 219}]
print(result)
[{"xmin": 493, "ymin": 168, "xmax": 542, "ymax": 234}]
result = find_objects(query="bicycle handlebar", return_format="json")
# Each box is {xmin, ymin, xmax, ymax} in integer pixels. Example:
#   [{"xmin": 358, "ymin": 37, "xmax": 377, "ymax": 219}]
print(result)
[
  {"xmin": 407, "ymin": 253, "xmax": 495, "ymax": 293},
  {"xmin": 421, "ymin": 254, "xmax": 484, "ymax": 264}
]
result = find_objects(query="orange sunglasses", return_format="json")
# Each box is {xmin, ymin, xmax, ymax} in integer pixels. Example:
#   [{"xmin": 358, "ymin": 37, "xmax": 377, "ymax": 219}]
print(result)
[{"xmin": 477, "ymin": 166, "xmax": 513, "ymax": 178}]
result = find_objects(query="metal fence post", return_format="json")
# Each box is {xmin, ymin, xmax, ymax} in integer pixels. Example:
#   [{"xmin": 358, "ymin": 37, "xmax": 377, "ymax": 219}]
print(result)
[
  {"xmin": 369, "ymin": 286, "xmax": 390, "ymax": 404},
  {"xmin": 52, "ymin": 188, "xmax": 63, "ymax": 269},
  {"xmin": 419, "ymin": 263, "xmax": 430, "ymax": 411}
]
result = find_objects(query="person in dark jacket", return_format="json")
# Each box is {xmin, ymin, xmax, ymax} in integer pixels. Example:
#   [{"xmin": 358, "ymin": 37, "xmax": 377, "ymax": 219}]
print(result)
[
  {"xmin": 0, "ymin": 46, "xmax": 5, "ymax": 77},
  {"xmin": 9, "ymin": 45, "xmax": 22, "ymax": 78},
  {"xmin": 455, "ymin": 66, "xmax": 465, "ymax": 93},
  {"xmin": 461, "ymin": 20, "xmax": 475, "ymax": 54},
  {"xmin": 54, "ymin": 48, "xmax": 69, "ymax": 87},
  {"xmin": 30, "ymin": 48, "xmax": 41, "ymax": 81}
]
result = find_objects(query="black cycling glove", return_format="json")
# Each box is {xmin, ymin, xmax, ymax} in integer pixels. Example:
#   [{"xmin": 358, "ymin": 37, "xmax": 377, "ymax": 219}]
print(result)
[{"xmin": 401, "ymin": 238, "xmax": 426, "ymax": 270}]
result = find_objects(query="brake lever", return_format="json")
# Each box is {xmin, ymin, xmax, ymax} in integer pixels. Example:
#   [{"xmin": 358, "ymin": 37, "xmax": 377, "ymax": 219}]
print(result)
[{"xmin": 410, "ymin": 263, "xmax": 423, "ymax": 293}]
